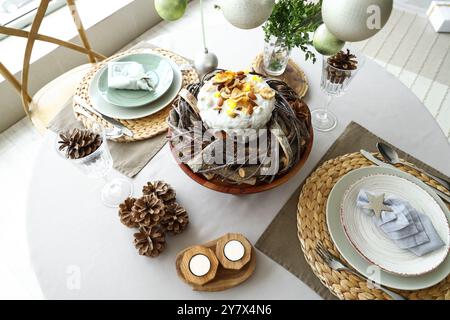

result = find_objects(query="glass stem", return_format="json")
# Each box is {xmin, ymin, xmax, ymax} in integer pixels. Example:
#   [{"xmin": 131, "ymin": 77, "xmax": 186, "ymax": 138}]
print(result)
[
  {"xmin": 319, "ymin": 95, "xmax": 333, "ymax": 121},
  {"xmin": 102, "ymin": 169, "xmax": 113, "ymax": 184}
]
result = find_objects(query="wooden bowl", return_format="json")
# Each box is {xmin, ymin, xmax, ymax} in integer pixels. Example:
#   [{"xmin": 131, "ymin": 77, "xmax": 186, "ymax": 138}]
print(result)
[
  {"xmin": 175, "ymin": 235, "xmax": 256, "ymax": 292},
  {"xmin": 168, "ymin": 105, "xmax": 313, "ymax": 195}
]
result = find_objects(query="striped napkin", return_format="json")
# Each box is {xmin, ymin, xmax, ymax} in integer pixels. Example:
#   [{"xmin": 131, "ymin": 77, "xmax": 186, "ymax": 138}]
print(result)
[{"xmin": 357, "ymin": 190, "xmax": 445, "ymax": 256}]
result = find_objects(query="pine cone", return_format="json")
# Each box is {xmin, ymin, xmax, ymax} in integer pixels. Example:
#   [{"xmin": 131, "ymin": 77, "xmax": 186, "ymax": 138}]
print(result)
[
  {"xmin": 58, "ymin": 128, "xmax": 102, "ymax": 159},
  {"xmin": 134, "ymin": 226, "xmax": 166, "ymax": 257},
  {"xmin": 132, "ymin": 194, "xmax": 165, "ymax": 227},
  {"xmin": 162, "ymin": 202, "xmax": 189, "ymax": 235},
  {"xmin": 328, "ymin": 49, "xmax": 358, "ymax": 70},
  {"xmin": 118, "ymin": 197, "xmax": 138, "ymax": 228},
  {"xmin": 326, "ymin": 49, "xmax": 358, "ymax": 84},
  {"xmin": 142, "ymin": 180, "xmax": 176, "ymax": 204}
]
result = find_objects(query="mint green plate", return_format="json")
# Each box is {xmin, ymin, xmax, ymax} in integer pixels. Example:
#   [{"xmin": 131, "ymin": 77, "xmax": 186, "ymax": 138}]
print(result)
[
  {"xmin": 327, "ymin": 166, "xmax": 450, "ymax": 290},
  {"xmin": 88, "ymin": 57, "xmax": 182, "ymax": 120},
  {"xmin": 97, "ymin": 53, "xmax": 173, "ymax": 107}
]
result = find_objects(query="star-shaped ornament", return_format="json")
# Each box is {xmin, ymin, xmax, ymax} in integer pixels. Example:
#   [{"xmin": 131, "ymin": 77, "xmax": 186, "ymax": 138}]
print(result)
[{"xmin": 364, "ymin": 193, "xmax": 393, "ymax": 218}]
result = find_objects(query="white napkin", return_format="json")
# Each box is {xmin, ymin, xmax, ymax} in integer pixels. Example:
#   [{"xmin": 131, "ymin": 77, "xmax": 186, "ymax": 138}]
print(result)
[
  {"xmin": 107, "ymin": 62, "xmax": 156, "ymax": 91},
  {"xmin": 357, "ymin": 190, "xmax": 445, "ymax": 256}
]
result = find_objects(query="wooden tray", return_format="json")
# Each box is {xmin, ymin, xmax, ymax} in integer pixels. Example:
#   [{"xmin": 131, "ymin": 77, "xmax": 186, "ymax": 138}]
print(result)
[
  {"xmin": 175, "ymin": 236, "xmax": 256, "ymax": 292},
  {"xmin": 252, "ymin": 53, "xmax": 309, "ymax": 98},
  {"xmin": 168, "ymin": 104, "xmax": 313, "ymax": 195}
]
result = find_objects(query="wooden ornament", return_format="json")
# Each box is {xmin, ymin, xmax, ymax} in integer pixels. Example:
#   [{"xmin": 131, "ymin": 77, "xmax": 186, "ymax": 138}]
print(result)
[
  {"xmin": 215, "ymin": 233, "xmax": 252, "ymax": 270},
  {"xmin": 176, "ymin": 234, "xmax": 256, "ymax": 292},
  {"xmin": 179, "ymin": 246, "xmax": 218, "ymax": 286}
]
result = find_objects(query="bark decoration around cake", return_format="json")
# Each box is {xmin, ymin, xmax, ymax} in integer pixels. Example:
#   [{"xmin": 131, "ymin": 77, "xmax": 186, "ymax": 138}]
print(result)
[
  {"xmin": 167, "ymin": 69, "xmax": 312, "ymax": 191},
  {"xmin": 118, "ymin": 180, "xmax": 189, "ymax": 258}
]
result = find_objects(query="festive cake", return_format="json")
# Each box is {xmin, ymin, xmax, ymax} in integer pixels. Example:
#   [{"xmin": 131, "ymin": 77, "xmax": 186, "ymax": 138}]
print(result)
[
  {"xmin": 168, "ymin": 69, "xmax": 313, "ymax": 193},
  {"xmin": 197, "ymin": 70, "xmax": 276, "ymax": 131}
]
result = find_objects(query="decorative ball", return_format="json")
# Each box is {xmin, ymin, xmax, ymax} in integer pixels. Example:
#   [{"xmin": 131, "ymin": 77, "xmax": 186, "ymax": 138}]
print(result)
[
  {"xmin": 154, "ymin": 0, "xmax": 187, "ymax": 21},
  {"xmin": 322, "ymin": 0, "xmax": 393, "ymax": 42},
  {"xmin": 313, "ymin": 24, "xmax": 345, "ymax": 56},
  {"xmin": 194, "ymin": 50, "xmax": 219, "ymax": 76},
  {"xmin": 221, "ymin": 0, "xmax": 275, "ymax": 30}
]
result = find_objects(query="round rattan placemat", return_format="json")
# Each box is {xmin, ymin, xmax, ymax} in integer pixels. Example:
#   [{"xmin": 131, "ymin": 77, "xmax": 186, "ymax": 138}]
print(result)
[
  {"xmin": 297, "ymin": 152, "xmax": 450, "ymax": 300},
  {"xmin": 73, "ymin": 48, "xmax": 199, "ymax": 142},
  {"xmin": 252, "ymin": 53, "xmax": 308, "ymax": 98}
]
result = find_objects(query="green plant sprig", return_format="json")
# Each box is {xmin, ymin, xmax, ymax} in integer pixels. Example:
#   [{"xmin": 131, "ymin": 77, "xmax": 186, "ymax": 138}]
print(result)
[{"xmin": 263, "ymin": 0, "xmax": 323, "ymax": 63}]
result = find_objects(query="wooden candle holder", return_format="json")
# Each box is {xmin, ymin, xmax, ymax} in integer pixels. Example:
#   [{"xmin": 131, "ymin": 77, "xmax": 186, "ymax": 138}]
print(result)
[
  {"xmin": 179, "ymin": 246, "xmax": 219, "ymax": 286},
  {"xmin": 215, "ymin": 233, "xmax": 252, "ymax": 270},
  {"xmin": 176, "ymin": 233, "xmax": 256, "ymax": 292}
]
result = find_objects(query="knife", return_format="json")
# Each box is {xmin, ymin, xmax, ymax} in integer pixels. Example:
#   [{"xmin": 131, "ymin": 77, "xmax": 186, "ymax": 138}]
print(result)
[
  {"xmin": 74, "ymin": 96, "xmax": 134, "ymax": 138},
  {"xmin": 360, "ymin": 149, "xmax": 450, "ymax": 203}
]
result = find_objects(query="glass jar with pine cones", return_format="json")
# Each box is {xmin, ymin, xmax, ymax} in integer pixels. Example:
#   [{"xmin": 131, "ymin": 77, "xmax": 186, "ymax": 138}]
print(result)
[
  {"xmin": 312, "ymin": 47, "xmax": 365, "ymax": 132},
  {"xmin": 56, "ymin": 127, "xmax": 133, "ymax": 207}
]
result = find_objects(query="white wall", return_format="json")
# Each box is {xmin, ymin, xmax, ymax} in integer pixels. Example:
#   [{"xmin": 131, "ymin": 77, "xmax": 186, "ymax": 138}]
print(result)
[{"xmin": 0, "ymin": 0, "xmax": 162, "ymax": 132}]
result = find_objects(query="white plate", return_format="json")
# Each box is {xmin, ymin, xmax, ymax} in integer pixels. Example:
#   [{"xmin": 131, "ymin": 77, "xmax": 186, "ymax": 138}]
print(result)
[
  {"xmin": 341, "ymin": 174, "xmax": 450, "ymax": 276},
  {"xmin": 327, "ymin": 166, "xmax": 450, "ymax": 290},
  {"xmin": 88, "ymin": 54, "xmax": 182, "ymax": 120}
]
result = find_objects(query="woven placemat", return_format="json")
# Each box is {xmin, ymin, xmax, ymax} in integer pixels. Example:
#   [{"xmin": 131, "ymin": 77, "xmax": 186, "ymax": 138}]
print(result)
[
  {"xmin": 252, "ymin": 53, "xmax": 308, "ymax": 98},
  {"xmin": 297, "ymin": 152, "xmax": 450, "ymax": 300},
  {"xmin": 73, "ymin": 48, "xmax": 199, "ymax": 142}
]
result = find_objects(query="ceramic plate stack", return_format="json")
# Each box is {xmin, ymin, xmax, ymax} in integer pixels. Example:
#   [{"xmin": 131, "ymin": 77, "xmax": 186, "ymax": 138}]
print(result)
[
  {"xmin": 88, "ymin": 52, "xmax": 183, "ymax": 120},
  {"xmin": 72, "ymin": 47, "xmax": 200, "ymax": 142},
  {"xmin": 327, "ymin": 166, "xmax": 450, "ymax": 291}
]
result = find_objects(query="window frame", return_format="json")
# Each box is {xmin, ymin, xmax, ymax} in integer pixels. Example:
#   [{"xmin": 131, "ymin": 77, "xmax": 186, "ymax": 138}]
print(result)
[{"xmin": 0, "ymin": 0, "xmax": 67, "ymax": 41}]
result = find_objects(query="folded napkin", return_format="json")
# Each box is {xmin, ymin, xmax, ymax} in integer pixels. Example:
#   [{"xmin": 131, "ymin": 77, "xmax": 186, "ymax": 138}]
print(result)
[
  {"xmin": 108, "ymin": 62, "xmax": 157, "ymax": 91},
  {"xmin": 357, "ymin": 190, "xmax": 444, "ymax": 256}
]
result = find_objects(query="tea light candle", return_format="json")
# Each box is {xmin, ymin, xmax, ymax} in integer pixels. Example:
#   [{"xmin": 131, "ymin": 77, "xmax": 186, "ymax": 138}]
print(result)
[
  {"xmin": 189, "ymin": 254, "xmax": 211, "ymax": 277},
  {"xmin": 224, "ymin": 240, "xmax": 245, "ymax": 262}
]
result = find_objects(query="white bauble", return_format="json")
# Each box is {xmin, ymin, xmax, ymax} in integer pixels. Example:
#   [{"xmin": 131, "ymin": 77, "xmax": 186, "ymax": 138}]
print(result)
[
  {"xmin": 313, "ymin": 24, "xmax": 345, "ymax": 56},
  {"xmin": 221, "ymin": 0, "xmax": 275, "ymax": 30},
  {"xmin": 322, "ymin": 0, "xmax": 393, "ymax": 42}
]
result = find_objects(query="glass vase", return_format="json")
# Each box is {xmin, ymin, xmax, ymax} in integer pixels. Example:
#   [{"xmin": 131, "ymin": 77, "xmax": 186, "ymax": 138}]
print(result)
[{"xmin": 263, "ymin": 36, "xmax": 291, "ymax": 76}]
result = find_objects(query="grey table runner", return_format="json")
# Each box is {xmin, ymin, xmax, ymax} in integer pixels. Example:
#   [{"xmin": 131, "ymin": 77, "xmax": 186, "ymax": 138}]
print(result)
[{"xmin": 256, "ymin": 121, "xmax": 450, "ymax": 300}]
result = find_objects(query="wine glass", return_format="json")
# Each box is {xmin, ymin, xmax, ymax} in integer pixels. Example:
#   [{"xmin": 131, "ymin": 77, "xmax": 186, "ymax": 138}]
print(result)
[
  {"xmin": 55, "ymin": 127, "xmax": 133, "ymax": 207},
  {"xmin": 311, "ymin": 48, "xmax": 365, "ymax": 132}
]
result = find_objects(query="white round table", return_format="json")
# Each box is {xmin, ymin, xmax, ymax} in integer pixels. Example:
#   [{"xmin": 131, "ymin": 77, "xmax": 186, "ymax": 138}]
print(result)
[{"xmin": 27, "ymin": 25, "xmax": 450, "ymax": 299}]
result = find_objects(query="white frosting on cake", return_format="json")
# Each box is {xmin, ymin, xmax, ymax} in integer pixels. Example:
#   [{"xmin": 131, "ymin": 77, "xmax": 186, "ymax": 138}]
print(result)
[{"xmin": 197, "ymin": 74, "xmax": 275, "ymax": 131}]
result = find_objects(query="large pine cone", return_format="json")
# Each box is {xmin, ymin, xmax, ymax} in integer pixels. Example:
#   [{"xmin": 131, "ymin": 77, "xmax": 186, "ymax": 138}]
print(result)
[
  {"xmin": 132, "ymin": 194, "xmax": 165, "ymax": 227},
  {"xmin": 118, "ymin": 197, "xmax": 138, "ymax": 228},
  {"xmin": 161, "ymin": 202, "xmax": 189, "ymax": 235},
  {"xmin": 58, "ymin": 128, "xmax": 102, "ymax": 159},
  {"xmin": 134, "ymin": 226, "xmax": 166, "ymax": 257},
  {"xmin": 142, "ymin": 180, "xmax": 176, "ymax": 204}
]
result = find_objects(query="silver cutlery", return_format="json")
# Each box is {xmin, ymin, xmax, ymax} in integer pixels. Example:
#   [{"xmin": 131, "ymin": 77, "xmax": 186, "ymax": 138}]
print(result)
[
  {"xmin": 377, "ymin": 142, "xmax": 450, "ymax": 192},
  {"xmin": 74, "ymin": 96, "xmax": 134, "ymax": 138},
  {"xmin": 315, "ymin": 242, "xmax": 406, "ymax": 300},
  {"xmin": 360, "ymin": 149, "xmax": 450, "ymax": 203},
  {"xmin": 73, "ymin": 105, "xmax": 125, "ymax": 140}
]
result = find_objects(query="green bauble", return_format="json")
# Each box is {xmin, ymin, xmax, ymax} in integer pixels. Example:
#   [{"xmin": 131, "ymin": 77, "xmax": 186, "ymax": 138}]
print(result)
[
  {"xmin": 155, "ymin": 0, "xmax": 187, "ymax": 21},
  {"xmin": 313, "ymin": 24, "xmax": 345, "ymax": 56}
]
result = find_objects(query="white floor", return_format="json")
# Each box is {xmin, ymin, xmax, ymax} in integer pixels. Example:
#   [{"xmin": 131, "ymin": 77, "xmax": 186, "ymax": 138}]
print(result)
[{"xmin": 0, "ymin": 0, "xmax": 449, "ymax": 299}]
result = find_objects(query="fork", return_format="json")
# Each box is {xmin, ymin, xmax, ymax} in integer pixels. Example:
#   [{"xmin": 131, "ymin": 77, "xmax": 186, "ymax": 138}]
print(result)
[{"xmin": 315, "ymin": 242, "xmax": 406, "ymax": 300}]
